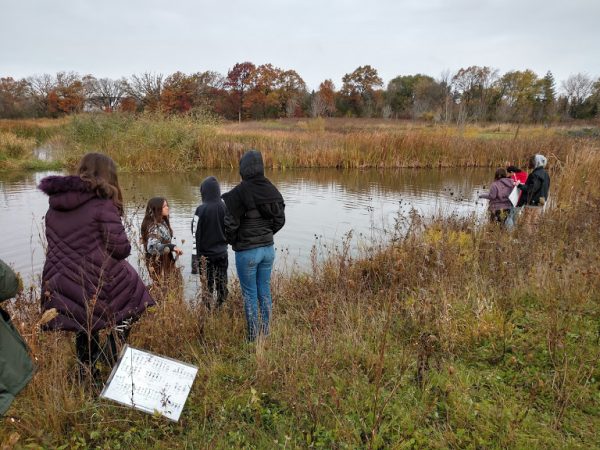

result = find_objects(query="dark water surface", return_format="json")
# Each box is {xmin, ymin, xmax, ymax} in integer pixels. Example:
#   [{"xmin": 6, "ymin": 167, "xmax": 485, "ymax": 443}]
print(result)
[{"xmin": 0, "ymin": 169, "xmax": 490, "ymax": 292}]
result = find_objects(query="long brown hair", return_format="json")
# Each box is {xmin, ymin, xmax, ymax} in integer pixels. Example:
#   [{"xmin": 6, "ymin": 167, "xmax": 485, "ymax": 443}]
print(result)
[
  {"xmin": 77, "ymin": 152, "xmax": 124, "ymax": 214},
  {"xmin": 141, "ymin": 197, "xmax": 172, "ymax": 245},
  {"xmin": 494, "ymin": 168, "xmax": 508, "ymax": 180}
]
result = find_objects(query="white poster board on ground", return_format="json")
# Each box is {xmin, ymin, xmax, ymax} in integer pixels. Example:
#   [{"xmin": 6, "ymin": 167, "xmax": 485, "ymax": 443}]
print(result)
[{"xmin": 100, "ymin": 345, "xmax": 198, "ymax": 422}]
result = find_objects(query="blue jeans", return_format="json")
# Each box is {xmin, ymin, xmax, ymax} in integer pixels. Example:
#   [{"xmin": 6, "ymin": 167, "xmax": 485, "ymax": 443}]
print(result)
[
  {"xmin": 235, "ymin": 245, "xmax": 275, "ymax": 341},
  {"xmin": 505, "ymin": 206, "xmax": 523, "ymax": 230}
]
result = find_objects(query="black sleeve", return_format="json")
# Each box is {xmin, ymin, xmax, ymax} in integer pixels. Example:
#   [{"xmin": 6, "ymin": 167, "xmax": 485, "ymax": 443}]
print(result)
[
  {"xmin": 257, "ymin": 201, "xmax": 286, "ymax": 235},
  {"xmin": 519, "ymin": 173, "xmax": 542, "ymax": 203},
  {"xmin": 271, "ymin": 201, "xmax": 286, "ymax": 235},
  {"xmin": 223, "ymin": 207, "xmax": 240, "ymax": 245}
]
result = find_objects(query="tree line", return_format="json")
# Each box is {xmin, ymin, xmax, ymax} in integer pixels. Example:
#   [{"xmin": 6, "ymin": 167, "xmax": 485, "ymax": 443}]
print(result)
[{"xmin": 1, "ymin": 63, "xmax": 599, "ymax": 123}]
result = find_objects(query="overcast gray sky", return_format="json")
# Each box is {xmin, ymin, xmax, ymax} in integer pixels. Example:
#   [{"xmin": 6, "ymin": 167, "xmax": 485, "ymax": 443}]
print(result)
[{"xmin": 1, "ymin": 0, "xmax": 599, "ymax": 91}]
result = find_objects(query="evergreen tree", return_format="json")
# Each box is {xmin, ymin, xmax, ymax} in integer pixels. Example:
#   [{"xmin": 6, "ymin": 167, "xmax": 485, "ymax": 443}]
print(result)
[{"xmin": 539, "ymin": 71, "xmax": 556, "ymax": 122}]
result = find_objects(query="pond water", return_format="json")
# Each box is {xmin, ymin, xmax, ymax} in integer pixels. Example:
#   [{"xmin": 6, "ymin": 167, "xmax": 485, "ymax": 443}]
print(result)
[{"xmin": 0, "ymin": 168, "xmax": 491, "ymax": 293}]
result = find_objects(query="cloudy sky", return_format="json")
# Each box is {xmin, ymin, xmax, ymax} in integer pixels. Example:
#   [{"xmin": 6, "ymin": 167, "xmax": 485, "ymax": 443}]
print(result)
[{"xmin": 1, "ymin": 0, "xmax": 599, "ymax": 91}]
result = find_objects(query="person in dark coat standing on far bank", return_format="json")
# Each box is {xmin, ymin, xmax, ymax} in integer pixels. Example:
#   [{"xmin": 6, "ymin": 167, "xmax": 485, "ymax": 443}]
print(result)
[
  {"xmin": 222, "ymin": 150, "xmax": 285, "ymax": 342},
  {"xmin": 192, "ymin": 176, "xmax": 229, "ymax": 308},
  {"xmin": 38, "ymin": 153, "xmax": 155, "ymax": 380},
  {"xmin": 517, "ymin": 154, "xmax": 551, "ymax": 231}
]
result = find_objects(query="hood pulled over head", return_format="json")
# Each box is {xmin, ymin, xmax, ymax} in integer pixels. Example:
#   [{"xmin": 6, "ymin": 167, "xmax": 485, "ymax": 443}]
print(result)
[
  {"xmin": 534, "ymin": 154, "xmax": 548, "ymax": 169},
  {"xmin": 200, "ymin": 176, "xmax": 222, "ymax": 202},
  {"xmin": 239, "ymin": 150, "xmax": 264, "ymax": 180}
]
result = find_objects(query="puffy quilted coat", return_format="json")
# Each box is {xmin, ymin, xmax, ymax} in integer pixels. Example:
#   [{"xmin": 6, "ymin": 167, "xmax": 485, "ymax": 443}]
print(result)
[
  {"xmin": 39, "ymin": 176, "xmax": 154, "ymax": 332},
  {"xmin": 479, "ymin": 177, "xmax": 514, "ymax": 212}
]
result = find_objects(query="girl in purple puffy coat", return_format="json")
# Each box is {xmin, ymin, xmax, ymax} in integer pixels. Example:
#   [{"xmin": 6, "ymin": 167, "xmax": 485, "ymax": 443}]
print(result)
[{"xmin": 39, "ymin": 153, "xmax": 155, "ymax": 380}]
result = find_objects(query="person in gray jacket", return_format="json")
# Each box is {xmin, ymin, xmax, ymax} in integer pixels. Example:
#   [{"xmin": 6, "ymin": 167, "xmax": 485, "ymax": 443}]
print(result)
[{"xmin": 478, "ymin": 168, "xmax": 514, "ymax": 224}]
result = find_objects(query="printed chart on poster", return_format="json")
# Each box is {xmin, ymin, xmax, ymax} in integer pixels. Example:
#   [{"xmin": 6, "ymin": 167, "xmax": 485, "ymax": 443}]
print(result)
[{"xmin": 100, "ymin": 345, "xmax": 198, "ymax": 421}]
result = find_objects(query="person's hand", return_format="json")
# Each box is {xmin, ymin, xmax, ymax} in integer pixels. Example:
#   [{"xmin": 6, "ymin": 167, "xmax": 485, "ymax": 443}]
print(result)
[{"xmin": 174, "ymin": 247, "xmax": 183, "ymax": 256}]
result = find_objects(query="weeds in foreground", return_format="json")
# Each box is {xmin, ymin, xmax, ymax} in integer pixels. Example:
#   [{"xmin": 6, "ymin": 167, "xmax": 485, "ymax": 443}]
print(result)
[{"xmin": 1, "ymin": 148, "xmax": 600, "ymax": 448}]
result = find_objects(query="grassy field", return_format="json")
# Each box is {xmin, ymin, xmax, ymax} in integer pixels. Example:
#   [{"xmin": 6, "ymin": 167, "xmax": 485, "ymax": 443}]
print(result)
[
  {"xmin": 1, "ymin": 140, "xmax": 599, "ymax": 448},
  {"xmin": 1, "ymin": 114, "xmax": 599, "ymax": 172}
]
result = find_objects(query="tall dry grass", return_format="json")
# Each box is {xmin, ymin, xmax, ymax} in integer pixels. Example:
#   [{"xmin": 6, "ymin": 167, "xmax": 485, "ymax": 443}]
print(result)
[
  {"xmin": 0, "ymin": 117, "xmax": 70, "ymax": 145},
  {"xmin": 0, "ymin": 132, "xmax": 36, "ymax": 159},
  {"xmin": 57, "ymin": 114, "xmax": 593, "ymax": 172},
  {"xmin": 0, "ymin": 118, "xmax": 69, "ymax": 171}
]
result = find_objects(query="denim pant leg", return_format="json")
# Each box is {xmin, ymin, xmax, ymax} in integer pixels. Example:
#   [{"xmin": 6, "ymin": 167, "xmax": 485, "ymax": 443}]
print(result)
[
  {"xmin": 505, "ymin": 207, "xmax": 515, "ymax": 230},
  {"xmin": 256, "ymin": 245, "xmax": 275, "ymax": 337},
  {"xmin": 236, "ymin": 248, "xmax": 260, "ymax": 341}
]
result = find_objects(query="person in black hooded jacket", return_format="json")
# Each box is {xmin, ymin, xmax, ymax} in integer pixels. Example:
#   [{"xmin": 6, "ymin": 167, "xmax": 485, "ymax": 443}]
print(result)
[
  {"xmin": 517, "ymin": 154, "xmax": 550, "ymax": 207},
  {"xmin": 192, "ymin": 176, "xmax": 228, "ymax": 307},
  {"xmin": 222, "ymin": 150, "xmax": 285, "ymax": 341}
]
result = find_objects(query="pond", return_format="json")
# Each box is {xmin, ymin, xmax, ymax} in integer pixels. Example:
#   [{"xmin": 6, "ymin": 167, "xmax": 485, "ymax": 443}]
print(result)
[{"xmin": 0, "ymin": 168, "xmax": 491, "ymax": 293}]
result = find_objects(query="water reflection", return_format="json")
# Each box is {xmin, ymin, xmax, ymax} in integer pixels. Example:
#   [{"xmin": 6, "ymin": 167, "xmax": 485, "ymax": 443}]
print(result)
[{"xmin": 0, "ymin": 168, "xmax": 490, "ymax": 290}]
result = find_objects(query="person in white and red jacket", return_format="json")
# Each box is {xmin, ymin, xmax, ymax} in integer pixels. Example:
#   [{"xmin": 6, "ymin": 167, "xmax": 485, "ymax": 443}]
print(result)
[{"xmin": 505, "ymin": 165, "xmax": 528, "ymax": 229}]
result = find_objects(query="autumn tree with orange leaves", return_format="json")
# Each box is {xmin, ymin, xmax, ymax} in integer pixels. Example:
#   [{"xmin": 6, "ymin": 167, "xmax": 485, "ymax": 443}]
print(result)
[
  {"xmin": 340, "ymin": 65, "xmax": 383, "ymax": 117},
  {"xmin": 310, "ymin": 79, "xmax": 336, "ymax": 117},
  {"xmin": 242, "ymin": 64, "xmax": 307, "ymax": 119},
  {"xmin": 226, "ymin": 62, "xmax": 256, "ymax": 122}
]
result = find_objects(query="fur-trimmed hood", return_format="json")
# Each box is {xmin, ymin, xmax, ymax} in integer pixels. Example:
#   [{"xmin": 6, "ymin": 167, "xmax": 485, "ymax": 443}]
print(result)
[{"xmin": 38, "ymin": 175, "xmax": 96, "ymax": 211}]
